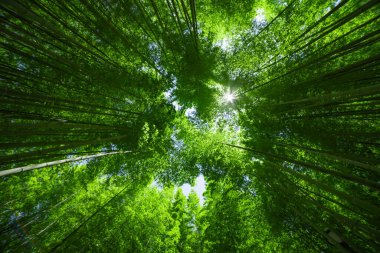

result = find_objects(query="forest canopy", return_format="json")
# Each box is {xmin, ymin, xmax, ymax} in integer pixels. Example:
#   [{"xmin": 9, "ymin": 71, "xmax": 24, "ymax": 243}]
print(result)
[{"xmin": 0, "ymin": 0, "xmax": 379, "ymax": 252}]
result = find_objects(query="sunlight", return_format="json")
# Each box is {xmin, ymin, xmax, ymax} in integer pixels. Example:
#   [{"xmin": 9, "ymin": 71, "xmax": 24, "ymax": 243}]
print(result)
[{"xmin": 223, "ymin": 91, "xmax": 235, "ymax": 103}]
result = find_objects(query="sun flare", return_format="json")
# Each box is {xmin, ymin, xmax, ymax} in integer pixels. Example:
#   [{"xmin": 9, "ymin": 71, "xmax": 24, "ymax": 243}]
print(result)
[
  {"xmin": 224, "ymin": 93, "xmax": 235, "ymax": 103},
  {"xmin": 223, "ymin": 91, "xmax": 235, "ymax": 103}
]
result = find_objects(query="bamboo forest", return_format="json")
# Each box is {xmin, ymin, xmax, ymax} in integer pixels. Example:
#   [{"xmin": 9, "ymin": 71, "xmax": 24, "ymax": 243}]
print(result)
[{"xmin": 0, "ymin": 0, "xmax": 379, "ymax": 252}]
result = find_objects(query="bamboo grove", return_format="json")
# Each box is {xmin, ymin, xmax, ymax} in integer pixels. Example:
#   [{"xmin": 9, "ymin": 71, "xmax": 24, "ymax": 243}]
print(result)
[{"xmin": 0, "ymin": 0, "xmax": 379, "ymax": 252}]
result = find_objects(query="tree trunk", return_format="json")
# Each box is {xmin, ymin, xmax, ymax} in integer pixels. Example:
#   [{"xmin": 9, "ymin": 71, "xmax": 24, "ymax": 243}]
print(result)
[{"xmin": 0, "ymin": 151, "xmax": 131, "ymax": 177}]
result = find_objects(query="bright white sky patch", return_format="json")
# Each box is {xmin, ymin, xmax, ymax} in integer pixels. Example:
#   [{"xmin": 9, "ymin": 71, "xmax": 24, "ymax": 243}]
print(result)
[
  {"xmin": 254, "ymin": 8, "xmax": 266, "ymax": 24},
  {"xmin": 151, "ymin": 180, "xmax": 163, "ymax": 190},
  {"xmin": 185, "ymin": 107, "xmax": 203, "ymax": 126},
  {"xmin": 164, "ymin": 79, "xmax": 181, "ymax": 110},
  {"xmin": 334, "ymin": 0, "xmax": 342, "ymax": 7},
  {"xmin": 164, "ymin": 90, "xmax": 173, "ymax": 100},
  {"xmin": 171, "ymin": 132, "xmax": 185, "ymax": 150},
  {"xmin": 216, "ymin": 37, "xmax": 232, "ymax": 52},
  {"xmin": 185, "ymin": 107, "xmax": 197, "ymax": 117},
  {"xmin": 251, "ymin": 156, "xmax": 263, "ymax": 164},
  {"xmin": 172, "ymin": 101, "xmax": 182, "ymax": 111},
  {"xmin": 181, "ymin": 174, "xmax": 206, "ymax": 205},
  {"xmin": 164, "ymin": 83, "xmax": 177, "ymax": 102}
]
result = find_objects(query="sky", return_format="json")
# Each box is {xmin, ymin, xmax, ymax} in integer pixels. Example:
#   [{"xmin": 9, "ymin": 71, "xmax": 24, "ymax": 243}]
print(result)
[
  {"xmin": 151, "ymin": 174, "xmax": 206, "ymax": 206},
  {"xmin": 181, "ymin": 174, "xmax": 206, "ymax": 205}
]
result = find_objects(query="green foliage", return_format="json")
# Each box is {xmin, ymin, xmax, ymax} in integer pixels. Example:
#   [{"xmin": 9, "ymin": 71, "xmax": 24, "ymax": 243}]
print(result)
[{"xmin": 1, "ymin": 0, "xmax": 379, "ymax": 252}]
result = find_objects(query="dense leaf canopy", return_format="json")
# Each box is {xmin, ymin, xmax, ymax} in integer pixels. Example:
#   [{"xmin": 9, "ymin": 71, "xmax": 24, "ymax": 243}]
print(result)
[{"xmin": 1, "ymin": 0, "xmax": 379, "ymax": 252}]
